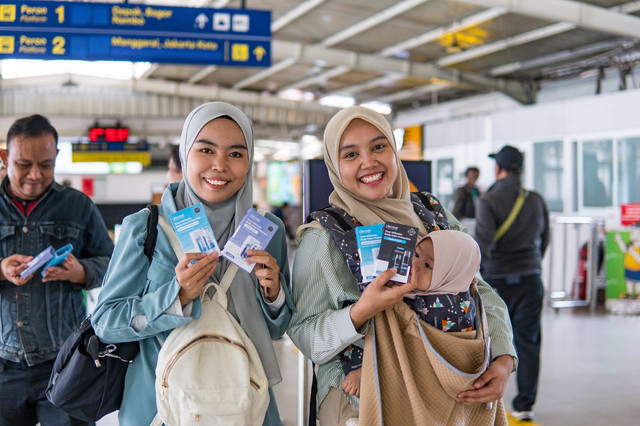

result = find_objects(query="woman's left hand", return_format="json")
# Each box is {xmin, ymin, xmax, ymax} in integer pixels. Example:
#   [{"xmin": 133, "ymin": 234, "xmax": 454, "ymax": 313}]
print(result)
[
  {"xmin": 456, "ymin": 354, "xmax": 514, "ymax": 403},
  {"xmin": 245, "ymin": 249, "xmax": 280, "ymax": 302}
]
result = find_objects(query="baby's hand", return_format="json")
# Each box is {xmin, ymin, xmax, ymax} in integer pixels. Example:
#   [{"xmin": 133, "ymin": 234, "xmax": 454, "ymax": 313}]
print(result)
[{"xmin": 341, "ymin": 368, "xmax": 362, "ymax": 397}]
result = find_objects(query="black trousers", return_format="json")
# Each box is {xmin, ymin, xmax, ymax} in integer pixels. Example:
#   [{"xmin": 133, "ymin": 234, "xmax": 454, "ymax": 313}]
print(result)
[{"xmin": 489, "ymin": 274, "xmax": 544, "ymax": 412}]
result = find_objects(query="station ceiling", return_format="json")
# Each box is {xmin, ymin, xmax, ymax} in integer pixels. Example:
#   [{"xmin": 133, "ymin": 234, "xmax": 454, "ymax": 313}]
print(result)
[{"xmin": 3, "ymin": 0, "xmax": 640, "ymax": 141}]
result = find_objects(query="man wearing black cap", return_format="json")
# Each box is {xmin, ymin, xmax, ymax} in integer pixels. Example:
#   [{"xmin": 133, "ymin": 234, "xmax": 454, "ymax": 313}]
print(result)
[{"xmin": 474, "ymin": 145, "xmax": 549, "ymax": 422}]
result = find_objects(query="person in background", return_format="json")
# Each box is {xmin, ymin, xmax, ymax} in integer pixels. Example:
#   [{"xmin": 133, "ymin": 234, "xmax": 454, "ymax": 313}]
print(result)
[
  {"xmin": 452, "ymin": 166, "xmax": 480, "ymax": 220},
  {"xmin": 166, "ymin": 144, "xmax": 183, "ymax": 184},
  {"xmin": 91, "ymin": 102, "xmax": 294, "ymax": 426},
  {"xmin": 287, "ymin": 106, "xmax": 516, "ymax": 426},
  {"xmin": 273, "ymin": 202, "xmax": 295, "ymax": 240},
  {"xmin": 0, "ymin": 114, "xmax": 114, "ymax": 426},
  {"xmin": 475, "ymin": 145, "xmax": 549, "ymax": 422}
]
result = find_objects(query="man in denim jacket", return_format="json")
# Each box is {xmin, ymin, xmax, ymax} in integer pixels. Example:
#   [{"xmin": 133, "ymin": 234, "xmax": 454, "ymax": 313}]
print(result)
[{"xmin": 0, "ymin": 115, "xmax": 114, "ymax": 426}]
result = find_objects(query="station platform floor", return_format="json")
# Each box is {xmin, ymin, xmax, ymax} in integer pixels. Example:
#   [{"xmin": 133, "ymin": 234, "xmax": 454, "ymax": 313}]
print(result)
[{"xmin": 98, "ymin": 302, "xmax": 639, "ymax": 426}]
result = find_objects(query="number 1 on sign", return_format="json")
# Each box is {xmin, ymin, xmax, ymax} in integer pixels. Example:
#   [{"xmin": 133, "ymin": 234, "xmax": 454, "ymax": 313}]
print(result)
[{"xmin": 55, "ymin": 5, "xmax": 64, "ymax": 24}]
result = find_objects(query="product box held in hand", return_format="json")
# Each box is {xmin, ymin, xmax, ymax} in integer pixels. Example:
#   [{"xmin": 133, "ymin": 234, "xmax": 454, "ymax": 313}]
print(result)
[
  {"xmin": 20, "ymin": 246, "xmax": 55, "ymax": 278},
  {"xmin": 41, "ymin": 244, "xmax": 74, "ymax": 277},
  {"xmin": 356, "ymin": 224, "xmax": 384, "ymax": 286},
  {"xmin": 374, "ymin": 222, "xmax": 419, "ymax": 284},
  {"xmin": 169, "ymin": 203, "xmax": 220, "ymax": 256},
  {"xmin": 221, "ymin": 209, "xmax": 279, "ymax": 273}
]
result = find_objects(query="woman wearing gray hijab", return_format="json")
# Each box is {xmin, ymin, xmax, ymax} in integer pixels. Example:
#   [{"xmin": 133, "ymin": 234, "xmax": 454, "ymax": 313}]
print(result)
[{"xmin": 92, "ymin": 102, "xmax": 294, "ymax": 426}]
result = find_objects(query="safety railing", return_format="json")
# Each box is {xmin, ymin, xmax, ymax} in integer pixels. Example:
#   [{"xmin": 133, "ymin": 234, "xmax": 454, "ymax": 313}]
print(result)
[{"xmin": 545, "ymin": 216, "xmax": 605, "ymax": 311}]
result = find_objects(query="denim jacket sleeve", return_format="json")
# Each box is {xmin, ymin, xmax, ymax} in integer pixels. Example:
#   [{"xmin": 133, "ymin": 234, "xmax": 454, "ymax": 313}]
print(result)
[{"xmin": 92, "ymin": 210, "xmax": 199, "ymax": 343}]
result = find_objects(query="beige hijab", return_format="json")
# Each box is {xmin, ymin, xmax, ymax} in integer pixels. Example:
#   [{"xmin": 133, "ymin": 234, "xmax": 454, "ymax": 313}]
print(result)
[{"xmin": 300, "ymin": 106, "xmax": 427, "ymax": 238}]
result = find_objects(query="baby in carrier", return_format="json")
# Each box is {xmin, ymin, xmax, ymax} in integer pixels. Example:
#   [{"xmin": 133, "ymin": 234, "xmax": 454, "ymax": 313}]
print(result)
[{"xmin": 340, "ymin": 230, "xmax": 480, "ymax": 397}]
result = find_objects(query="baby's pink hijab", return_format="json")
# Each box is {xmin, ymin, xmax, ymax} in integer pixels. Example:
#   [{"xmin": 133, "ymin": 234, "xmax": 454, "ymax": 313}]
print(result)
[{"xmin": 409, "ymin": 230, "xmax": 481, "ymax": 297}]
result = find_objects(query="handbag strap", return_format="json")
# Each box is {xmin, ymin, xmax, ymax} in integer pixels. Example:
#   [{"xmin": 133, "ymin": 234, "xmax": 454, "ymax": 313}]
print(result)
[{"xmin": 493, "ymin": 188, "xmax": 528, "ymax": 243}]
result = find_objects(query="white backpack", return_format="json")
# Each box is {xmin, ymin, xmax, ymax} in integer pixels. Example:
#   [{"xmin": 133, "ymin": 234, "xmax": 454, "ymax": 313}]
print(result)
[{"xmin": 151, "ymin": 216, "xmax": 269, "ymax": 426}]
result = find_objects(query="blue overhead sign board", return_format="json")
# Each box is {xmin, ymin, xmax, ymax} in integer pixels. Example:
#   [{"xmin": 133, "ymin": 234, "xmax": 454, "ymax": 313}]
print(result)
[{"xmin": 0, "ymin": 1, "xmax": 271, "ymax": 66}]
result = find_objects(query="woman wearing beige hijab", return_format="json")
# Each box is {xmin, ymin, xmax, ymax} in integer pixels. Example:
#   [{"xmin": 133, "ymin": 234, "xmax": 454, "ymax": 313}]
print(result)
[{"xmin": 287, "ymin": 106, "xmax": 516, "ymax": 425}]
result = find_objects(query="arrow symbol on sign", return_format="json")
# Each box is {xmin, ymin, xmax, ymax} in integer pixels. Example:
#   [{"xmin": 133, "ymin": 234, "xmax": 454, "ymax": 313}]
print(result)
[
  {"xmin": 195, "ymin": 13, "xmax": 209, "ymax": 29},
  {"xmin": 253, "ymin": 46, "xmax": 266, "ymax": 61}
]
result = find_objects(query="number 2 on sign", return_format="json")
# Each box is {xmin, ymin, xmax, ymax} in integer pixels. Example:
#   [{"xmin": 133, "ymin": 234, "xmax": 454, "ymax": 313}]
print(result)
[
  {"xmin": 52, "ymin": 36, "xmax": 65, "ymax": 55},
  {"xmin": 55, "ymin": 5, "xmax": 64, "ymax": 23}
]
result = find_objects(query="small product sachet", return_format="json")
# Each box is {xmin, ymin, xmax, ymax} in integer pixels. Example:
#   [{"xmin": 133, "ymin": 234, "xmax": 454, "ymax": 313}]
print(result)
[
  {"xmin": 355, "ymin": 223, "xmax": 384, "ymax": 289},
  {"xmin": 221, "ymin": 209, "xmax": 279, "ymax": 273},
  {"xmin": 20, "ymin": 246, "xmax": 55, "ymax": 278},
  {"xmin": 169, "ymin": 203, "xmax": 220, "ymax": 257},
  {"xmin": 374, "ymin": 222, "xmax": 419, "ymax": 284}
]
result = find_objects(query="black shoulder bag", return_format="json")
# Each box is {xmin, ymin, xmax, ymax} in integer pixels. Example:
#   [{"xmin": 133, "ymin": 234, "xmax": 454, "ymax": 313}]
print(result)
[{"xmin": 45, "ymin": 204, "xmax": 159, "ymax": 422}]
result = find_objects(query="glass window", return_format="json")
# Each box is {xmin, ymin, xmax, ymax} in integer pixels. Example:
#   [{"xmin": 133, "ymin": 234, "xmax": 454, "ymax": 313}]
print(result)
[
  {"xmin": 534, "ymin": 141, "xmax": 563, "ymax": 212},
  {"xmin": 436, "ymin": 158, "xmax": 454, "ymax": 210},
  {"xmin": 582, "ymin": 140, "xmax": 612, "ymax": 207},
  {"xmin": 618, "ymin": 137, "xmax": 640, "ymax": 204}
]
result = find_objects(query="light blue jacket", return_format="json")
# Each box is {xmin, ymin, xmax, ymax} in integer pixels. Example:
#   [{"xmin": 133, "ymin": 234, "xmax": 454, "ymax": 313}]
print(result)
[{"xmin": 92, "ymin": 185, "xmax": 294, "ymax": 426}]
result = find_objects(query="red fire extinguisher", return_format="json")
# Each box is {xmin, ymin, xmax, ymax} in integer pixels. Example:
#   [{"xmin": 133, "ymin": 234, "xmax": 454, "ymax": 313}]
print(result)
[{"xmin": 572, "ymin": 243, "xmax": 588, "ymax": 300}]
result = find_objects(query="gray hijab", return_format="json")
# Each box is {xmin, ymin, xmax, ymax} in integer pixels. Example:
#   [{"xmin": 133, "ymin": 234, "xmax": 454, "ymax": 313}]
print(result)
[{"xmin": 175, "ymin": 101, "xmax": 281, "ymax": 386}]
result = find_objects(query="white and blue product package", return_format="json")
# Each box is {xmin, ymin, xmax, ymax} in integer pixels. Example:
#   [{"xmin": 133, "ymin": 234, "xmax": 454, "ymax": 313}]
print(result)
[
  {"xmin": 20, "ymin": 246, "xmax": 55, "ymax": 278},
  {"xmin": 355, "ymin": 223, "xmax": 384, "ymax": 285},
  {"xmin": 221, "ymin": 209, "xmax": 279, "ymax": 273},
  {"xmin": 374, "ymin": 222, "xmax": 419, "ymax": 284},
  {"xmin": 169, "ymin": 203, "xmax": 220, "ymax": 256}
]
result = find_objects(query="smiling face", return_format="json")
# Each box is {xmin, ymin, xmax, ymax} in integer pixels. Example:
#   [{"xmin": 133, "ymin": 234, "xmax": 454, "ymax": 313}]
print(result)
[
  {"xmin": 337, "ymin": 118, "xmax": 398, "ymax": 202},
  {"xmin": 185, "ymin": 117, "xmax": 249, "ymax": 204},
  {"xmin": 0, "ymin": 133, "xmax": 58, "ymax": 200},
  {"xmin": 412, "ymin": 237, "xmax": 435, "ymax": 291}
]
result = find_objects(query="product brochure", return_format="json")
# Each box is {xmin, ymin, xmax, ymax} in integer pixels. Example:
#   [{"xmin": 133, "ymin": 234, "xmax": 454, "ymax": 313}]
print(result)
[
  {"xmin": 374, "ymin": 222, "xmax": 419, "ymax": 284},
  {"xmin": 221, "ymin": 209, "xmax": 279, "ymax": 273},
  {"xmin": 355, "ymin": 224, "xmax": 384, "ymax": 285},
  {"xmin": 20, "ymin": 246, "xmax": 55, "ymax": 278},
  {"xmin": 169, "ymin": 203, "xmax": 220, "ymax": 255}
]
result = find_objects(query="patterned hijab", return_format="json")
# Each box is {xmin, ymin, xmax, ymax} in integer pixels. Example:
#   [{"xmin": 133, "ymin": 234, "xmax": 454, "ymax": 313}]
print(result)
[
  {"xmin": 174, "ymin": 101, "xmax": 281, "ymax": 385},
  {"xmin": 410, "ymin": 230, "xmax": 481, "ymax": 297},
  {"xmin": 321, "ymin": 106, "xmax": 427, "ymax": 236}
]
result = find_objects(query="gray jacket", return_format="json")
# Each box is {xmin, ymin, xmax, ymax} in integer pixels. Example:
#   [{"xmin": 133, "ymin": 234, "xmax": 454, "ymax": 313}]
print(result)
[
  {"xmin": 0, "ymin": 179, "xmax": 114, "ymax": 366},
  {"xmin": 474, "ymin": 175, "xmax": 549, "ymax": 279}
]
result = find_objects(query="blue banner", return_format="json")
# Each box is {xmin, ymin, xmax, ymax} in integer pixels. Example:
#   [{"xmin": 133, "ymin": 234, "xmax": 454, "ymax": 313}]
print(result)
[{"xmin": 0, "ymin": 1, "xmax": 271, "ymax": 66}]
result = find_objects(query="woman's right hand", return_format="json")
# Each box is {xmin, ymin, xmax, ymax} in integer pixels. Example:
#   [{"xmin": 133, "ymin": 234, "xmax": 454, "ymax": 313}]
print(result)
[
  {"xmin": 349, "ymin": 268, "xmax": 418, "ymax": 329},
  {"xmin": 175, "ymin": 252, "xmax": 219, "ymax": 306}
]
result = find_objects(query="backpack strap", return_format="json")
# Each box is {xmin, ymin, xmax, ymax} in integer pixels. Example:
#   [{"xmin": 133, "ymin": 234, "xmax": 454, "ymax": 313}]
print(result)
[
  {"xmin": 493, "ymin": 188, "xmax": 528, "ymax": 243},
  {"xmin": 158, "ymin": 215, "xmax": 183, "ymax": 258},
  {"xmin": 305, "ymin": 207, "xmax": 354, "ymax": 232},
  {"xmin": 144, "ymin": 204, "xmax": 159, "ymax": 263}
]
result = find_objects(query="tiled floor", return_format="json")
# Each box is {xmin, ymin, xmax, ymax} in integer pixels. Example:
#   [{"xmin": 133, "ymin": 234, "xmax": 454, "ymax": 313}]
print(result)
[
  {"xmin": 272, "ymin": 305, "xmax": 640, "ymax": 426},
  {"xmin": 98, "ymin": 304, "xmax": 640, "ymax": 426},
  {"xmin": 502, "ymin": 305, "xmax": 640, "ymax": 426}
]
